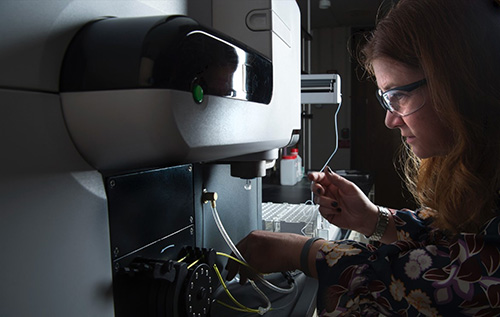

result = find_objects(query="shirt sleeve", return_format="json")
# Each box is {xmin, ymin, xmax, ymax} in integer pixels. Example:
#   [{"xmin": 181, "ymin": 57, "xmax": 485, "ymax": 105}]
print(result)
[{"xmin": 315, "ymin": 209, "xmax": 500, "ymax": 316}]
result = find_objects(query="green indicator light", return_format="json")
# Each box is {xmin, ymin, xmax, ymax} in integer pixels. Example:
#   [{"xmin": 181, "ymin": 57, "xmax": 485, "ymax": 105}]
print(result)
[{"xmin": 192, "ymin": 84, "xmax": 204, "ymax": 104}]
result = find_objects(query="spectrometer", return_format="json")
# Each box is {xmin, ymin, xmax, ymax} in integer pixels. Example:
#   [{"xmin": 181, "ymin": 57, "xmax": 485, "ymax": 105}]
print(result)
[{"xmin": 0, "ymin": 1, "xmax": 310, "ymax": 316}]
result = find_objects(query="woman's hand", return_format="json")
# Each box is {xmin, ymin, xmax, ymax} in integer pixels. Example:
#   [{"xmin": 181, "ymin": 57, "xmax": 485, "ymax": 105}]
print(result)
[
  {"xmin": 308, "ymin": 168, "xmax": 378, "ymax": 236},
  {"xmin": 225, "ymin": 231, "xmax": 310, "ymax": 284}
]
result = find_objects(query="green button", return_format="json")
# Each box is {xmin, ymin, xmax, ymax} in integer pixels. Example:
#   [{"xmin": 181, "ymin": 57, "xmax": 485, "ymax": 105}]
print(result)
[{"xmin": 192, "ymin": 84, "xmax": 204, "ymax": 104}]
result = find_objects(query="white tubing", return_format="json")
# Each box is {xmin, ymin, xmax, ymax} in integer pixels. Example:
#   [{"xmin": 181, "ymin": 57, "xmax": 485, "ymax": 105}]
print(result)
[{"xmin": 210, "ymin": 203, "xmax": 295, "ymax": 294}]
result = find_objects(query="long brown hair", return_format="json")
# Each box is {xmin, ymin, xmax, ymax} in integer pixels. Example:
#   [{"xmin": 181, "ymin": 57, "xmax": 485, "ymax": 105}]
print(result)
[{"xmin": 360, "ymin": 0, "xmax": 500, "ymax": 234}]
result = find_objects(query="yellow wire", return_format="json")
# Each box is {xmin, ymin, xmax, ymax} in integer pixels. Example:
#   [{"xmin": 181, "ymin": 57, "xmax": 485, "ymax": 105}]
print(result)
[
  {"xmin": 187, "ymin": 258, "xmax": 200, "ymax": 270},
  {"xmin": 216, "ymin": 252, "xmax": 253, "ymax": 269},
  {"xmin": 212, "ymin": 264, "xmax": 261, "ymax": 314},
  {"xmin": 177, "ymin": 251, "xmax": 272, "ymax": 313},
  {"xmin": 216, "ymin": 300, "xmax": 255, "ymax": 313}
]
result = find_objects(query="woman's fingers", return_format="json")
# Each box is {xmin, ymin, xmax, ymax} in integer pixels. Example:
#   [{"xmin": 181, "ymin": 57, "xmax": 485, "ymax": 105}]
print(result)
[
  {"xmin": 314, "ymin": 192, "xmax": 341, "ymax": 211},
  {"xmin": 224, "ymin": 234, "xmax": 250, "ymax": 282},
  {"xmin": 225, "ymin": 259, "xmax": 258, "ymax": 285},
  {"xmin": 320, "ymin": 210, "xmax": 339, "ymax": 226},
  {"xmin": 224, "ymin": 231, "xmax": 309, "ymax": 283},
  {"xmin": 225, "ymin": 255, "xmax": 239, "ymax": 281},
  {"xmin": 323, "ymin": 168, "xmax": 357, "ymax": 196},
  {"xmin": 308, "ymin": 171, "xmax": 330, "ymax": 186}
]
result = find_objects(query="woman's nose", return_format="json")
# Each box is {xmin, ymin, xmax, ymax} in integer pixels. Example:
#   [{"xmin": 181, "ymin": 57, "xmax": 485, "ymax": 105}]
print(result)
[{"xmin": 385, "ymin": 111, "xmax": 404, "ymax": 129}]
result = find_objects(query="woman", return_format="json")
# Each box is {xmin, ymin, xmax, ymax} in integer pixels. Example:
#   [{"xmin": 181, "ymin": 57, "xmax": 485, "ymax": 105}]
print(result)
[{"xmin": 226, "ymin": 0, "xmax": 500, "ymax": 315}]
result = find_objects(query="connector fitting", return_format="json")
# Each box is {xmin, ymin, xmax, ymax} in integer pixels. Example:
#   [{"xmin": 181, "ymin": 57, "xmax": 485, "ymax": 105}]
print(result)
[{"xmin": 202, "ymin": 191, "xmax": 218, "ymax": 208}]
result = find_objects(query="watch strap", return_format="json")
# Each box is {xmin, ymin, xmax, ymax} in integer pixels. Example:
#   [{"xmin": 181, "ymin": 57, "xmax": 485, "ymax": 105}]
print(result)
[{"xmin": 365, "ymin": 206, "xmax": 390, "ymax": 241}]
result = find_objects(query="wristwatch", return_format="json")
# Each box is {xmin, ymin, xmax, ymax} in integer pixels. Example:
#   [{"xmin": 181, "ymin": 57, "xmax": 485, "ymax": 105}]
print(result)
[{"xmin": 365, "ymin": 206, "xmax": 390, "ymax": 241}]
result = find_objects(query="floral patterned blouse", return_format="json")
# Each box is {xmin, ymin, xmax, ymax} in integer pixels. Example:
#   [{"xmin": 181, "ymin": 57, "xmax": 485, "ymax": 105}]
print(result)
[{"xmin": 315, "ymin": 209, "xmax": 500, "ymax": 316}]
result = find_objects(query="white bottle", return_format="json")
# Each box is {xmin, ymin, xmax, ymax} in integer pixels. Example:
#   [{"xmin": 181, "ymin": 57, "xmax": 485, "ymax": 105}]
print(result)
[
  {"xmin": 290, "ymin": 148, "xmax": 302, "ymax": 181},
  {"xmin": 280, "ymin": 155, "xmax": 298, "ymax": 185}
]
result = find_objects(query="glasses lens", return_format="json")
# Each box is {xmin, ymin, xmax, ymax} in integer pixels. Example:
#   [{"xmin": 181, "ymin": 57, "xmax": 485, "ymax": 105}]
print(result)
[
  {"xmin": 381, "ymin": 87, "xmax": 426, "ymax": 117},
  {"xmin": 384, "ymin": 90, "xmax": 411, "ymax": 113},
  {"xmin": 387, "ymin": 90, "xmax": 425, "ymax": 116},
  {"xmin": 376, "ymin": 89, "xmax": 393, "ymax": 112},
  {"xmin": 376, "ymin": 79, "xmax": 427, "ymax": 117}
]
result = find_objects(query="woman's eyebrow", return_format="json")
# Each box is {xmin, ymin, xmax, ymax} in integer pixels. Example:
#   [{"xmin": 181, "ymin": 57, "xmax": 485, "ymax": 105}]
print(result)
[{"xmin": 378, "ymin": 82, "xmax": 395, "ymax": 92}]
